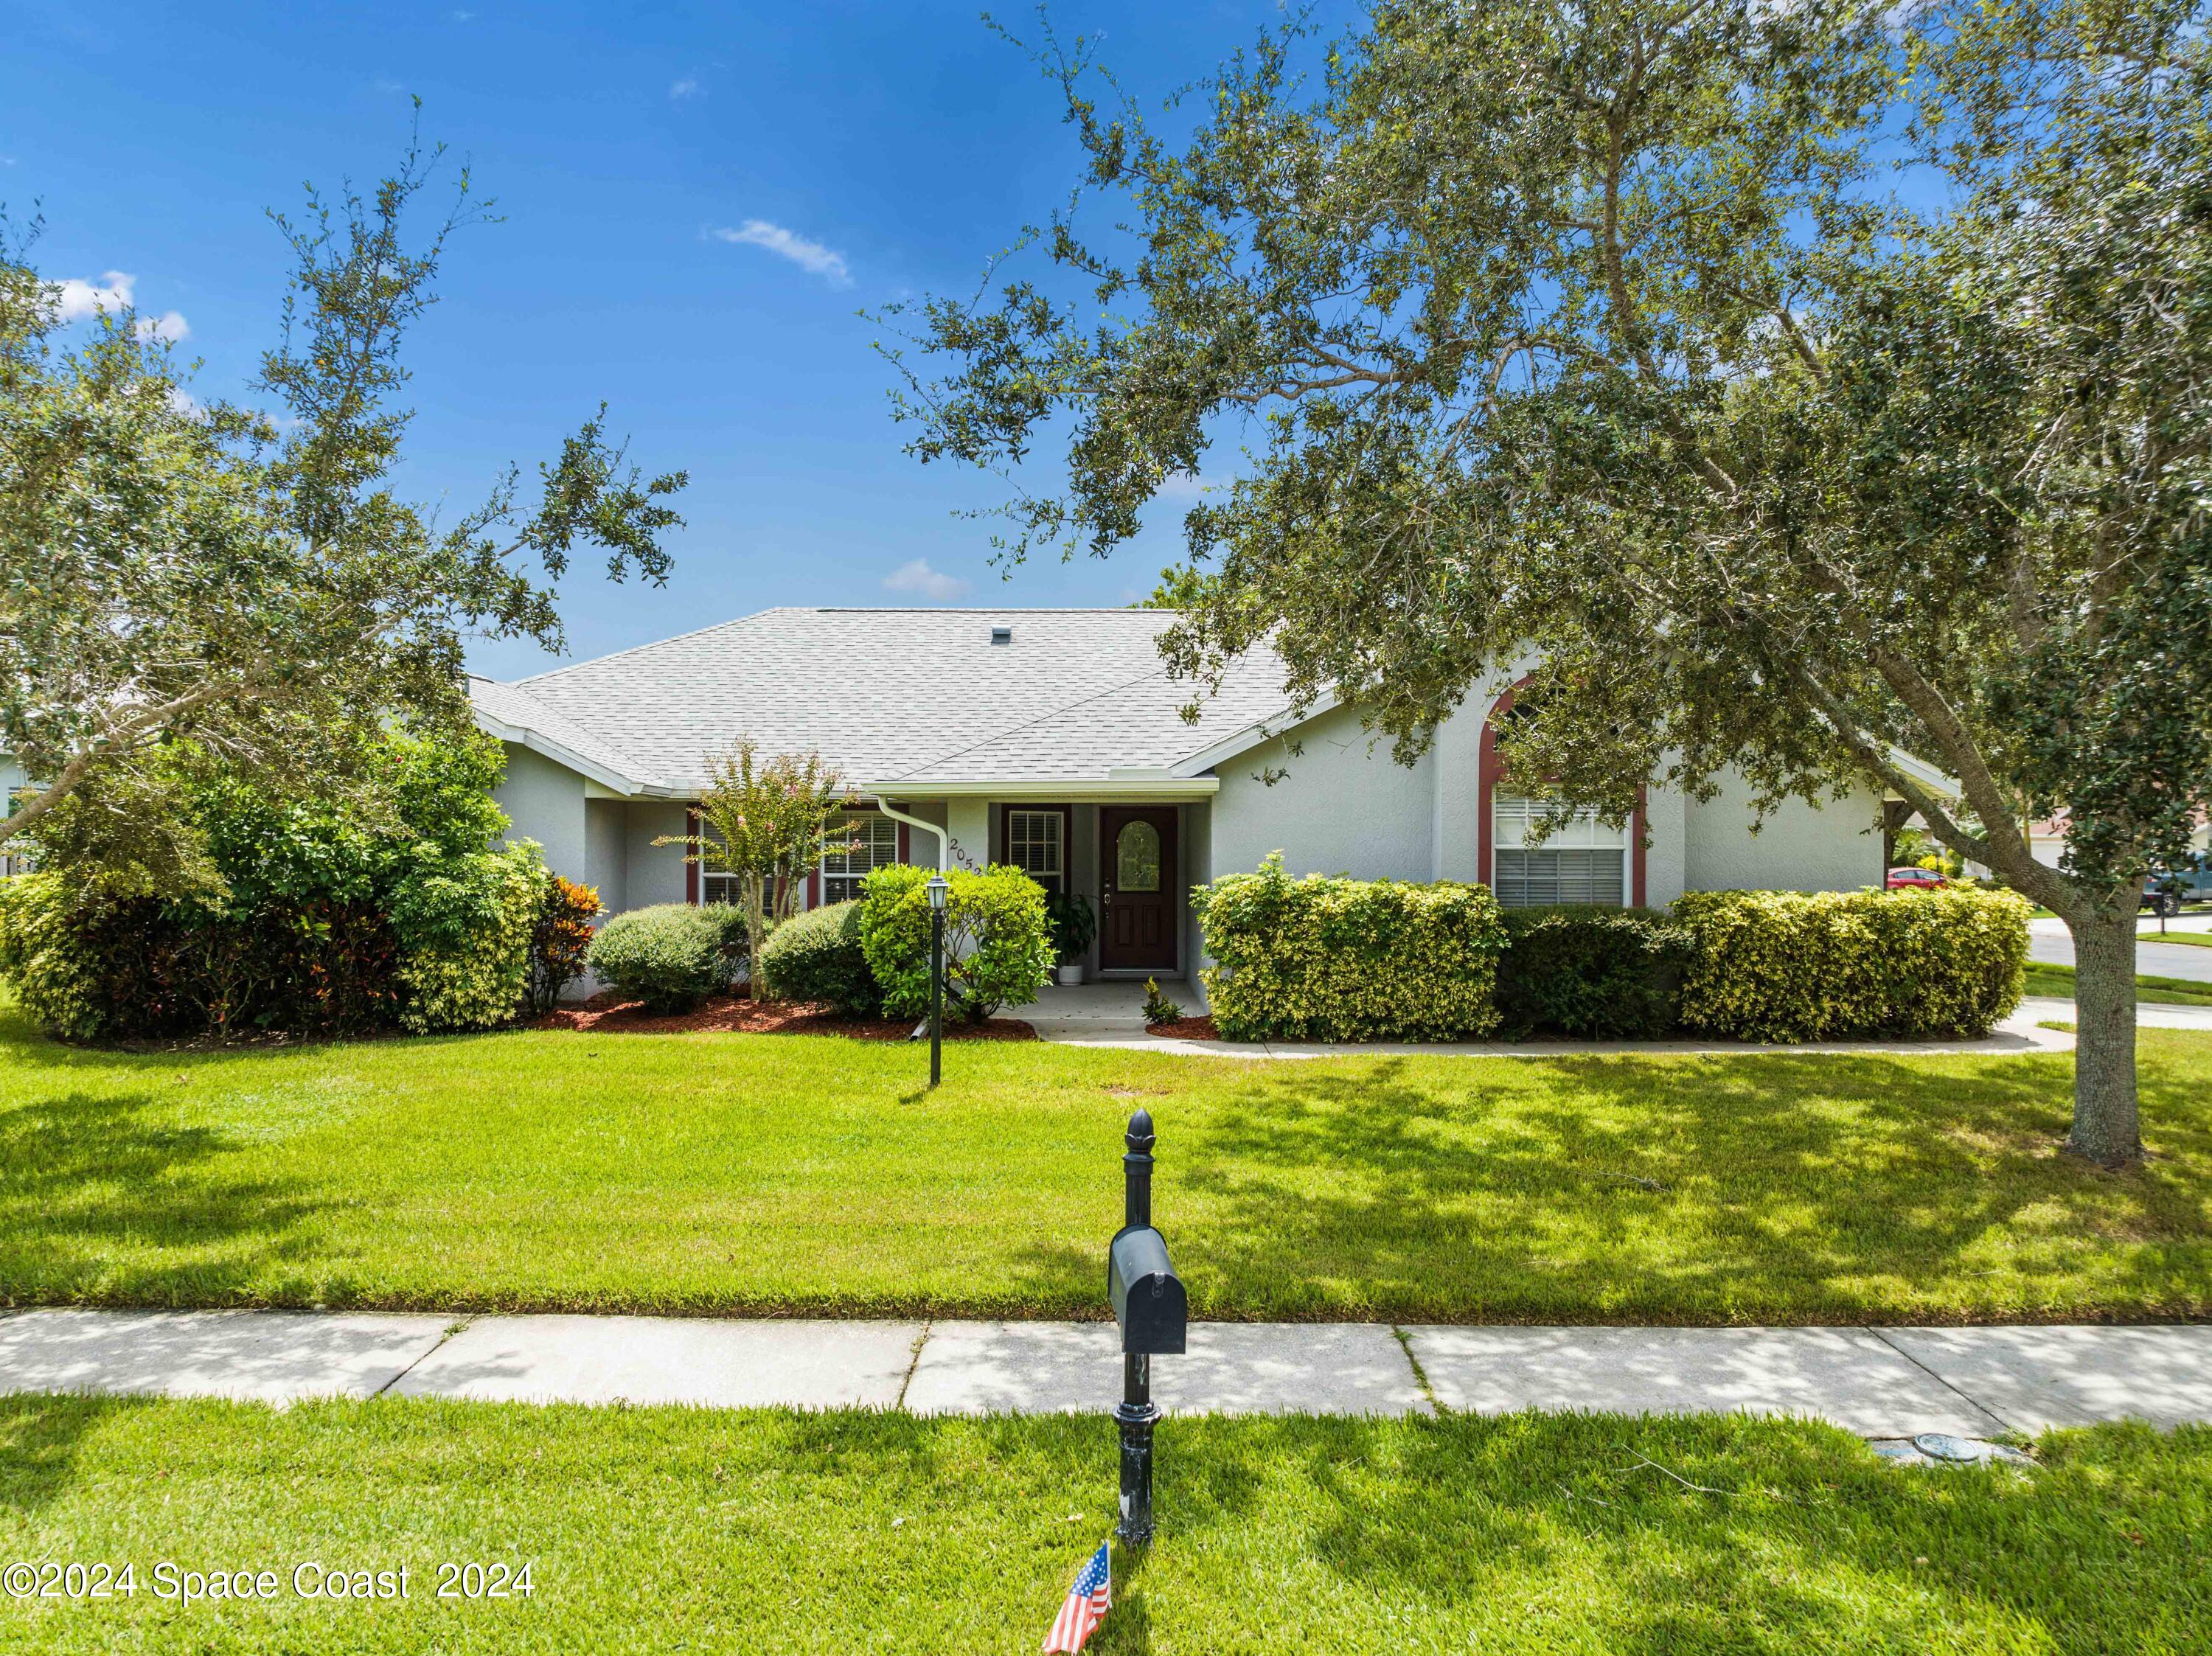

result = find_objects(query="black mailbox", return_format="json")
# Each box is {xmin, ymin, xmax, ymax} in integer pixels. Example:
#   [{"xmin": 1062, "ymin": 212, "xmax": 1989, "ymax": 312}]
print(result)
[
  {"xmin": 1109, "ymin": 1223, "xmax": 1186, "ymax": 1354},
  {"xmin": 1107, "ymin": 1107, "xmax": 1179, "ymax": 1544}
]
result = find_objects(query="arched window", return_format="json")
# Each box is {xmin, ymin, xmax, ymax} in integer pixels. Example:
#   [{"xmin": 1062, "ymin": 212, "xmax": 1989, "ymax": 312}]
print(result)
[{"xmin": 1115, "ymin": 819, "xmax": 1162, "ymax": 891}]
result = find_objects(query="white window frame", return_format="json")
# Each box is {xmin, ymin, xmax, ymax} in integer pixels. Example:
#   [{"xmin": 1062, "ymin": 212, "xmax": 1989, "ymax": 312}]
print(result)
[
  {"xmin": 1492, "ymin": 794, "xmax": 1630, "ymax": 908},
  {"xmin": 696, "ymin": 818, "xmax": 742, "ymax": 907},
  {"xmin": 820, "ymin": 810, "xmax": 898, "ymax": 905},
  {"xmin": 1004, "ymin": 808, "xmax": 1065, "ymax": 893}
]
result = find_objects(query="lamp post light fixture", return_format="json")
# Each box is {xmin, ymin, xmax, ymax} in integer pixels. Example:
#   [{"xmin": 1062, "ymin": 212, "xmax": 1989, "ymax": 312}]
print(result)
[{"xmin": 925, "ymin": 872, "xmax": 949, "ymax": 1088}]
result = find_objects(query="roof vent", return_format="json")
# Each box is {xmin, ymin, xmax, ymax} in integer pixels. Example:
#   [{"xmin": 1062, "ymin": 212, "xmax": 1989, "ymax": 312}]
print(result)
[{"xmin": 990, "ymin": 626, "xmax": 1013, "ymax": 646}]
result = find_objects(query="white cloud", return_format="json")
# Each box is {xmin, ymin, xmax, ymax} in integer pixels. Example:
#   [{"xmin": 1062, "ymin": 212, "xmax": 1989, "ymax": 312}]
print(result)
[
  {"xmin": 52, "ymin": 271, "xmax": 137, "ymax": 322},
  {"xmin": 711, "ymin": 219, "xmax": 852, "ymax": 288},
  {"xmin": 166, "ymin": 386, "xmax": 206, "ymax": 418},
  {"xmin": 882, "ymin": 558, "xmax": 968, "ymax": 602},
  {"xmin": 668, "ymin": 76, "xmax": 701, "ymax": 99},
  {"xmin": 48, "ymin": 271, "xmax": 189, "ymax": 341}
]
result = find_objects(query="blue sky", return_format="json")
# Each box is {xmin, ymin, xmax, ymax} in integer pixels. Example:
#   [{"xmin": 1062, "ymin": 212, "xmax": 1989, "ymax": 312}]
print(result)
[{"xmin": 2, "ymin": 0, "xmax": 1338, "ymax": 679}]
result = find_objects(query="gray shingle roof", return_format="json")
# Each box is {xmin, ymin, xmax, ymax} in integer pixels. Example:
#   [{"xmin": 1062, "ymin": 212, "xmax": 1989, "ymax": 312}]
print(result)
[
  {"xmin": 476, "ymin": 608, "xmax": 1296, "ymax": 795},
  {"xmin": 467, "ymin": 674, "xmax": 655, "ymax": 790}
]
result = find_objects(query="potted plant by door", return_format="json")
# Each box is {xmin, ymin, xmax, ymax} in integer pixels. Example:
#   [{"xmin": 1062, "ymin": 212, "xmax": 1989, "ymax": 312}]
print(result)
[{"xmin": 1045, "ymin": 891, "xmax": 1097, "ymax": 987}]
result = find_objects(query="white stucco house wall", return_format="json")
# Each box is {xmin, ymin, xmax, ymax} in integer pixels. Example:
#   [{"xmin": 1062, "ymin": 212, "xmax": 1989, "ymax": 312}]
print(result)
[{"xmin": 467, "ymin": 607, "xmax": 1930, "ymax": 1003}]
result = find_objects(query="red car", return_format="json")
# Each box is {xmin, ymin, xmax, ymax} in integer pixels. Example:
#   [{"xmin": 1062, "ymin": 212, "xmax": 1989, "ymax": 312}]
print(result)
[{"xmin": 1887, "ymin": 866, "xmax": 1949, "ymax": 891}]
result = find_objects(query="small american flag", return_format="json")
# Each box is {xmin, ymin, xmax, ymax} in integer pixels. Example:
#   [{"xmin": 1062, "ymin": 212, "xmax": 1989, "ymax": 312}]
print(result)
[{"xmin": 1041, "ymin": 1540, "xmax": 1112, "ymax": 1653}]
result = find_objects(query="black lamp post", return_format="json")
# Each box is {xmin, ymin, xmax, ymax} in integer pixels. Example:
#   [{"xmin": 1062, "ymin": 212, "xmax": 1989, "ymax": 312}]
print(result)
[{"xmin": 926, "ymin": 872, "xmax": 948, "ymax": 1088}]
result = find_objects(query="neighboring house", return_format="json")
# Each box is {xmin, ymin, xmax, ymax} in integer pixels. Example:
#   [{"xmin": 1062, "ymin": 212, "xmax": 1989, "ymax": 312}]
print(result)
[
  {"xmin": 1, "ymin": 756, "xmax": 33, "ymax": 879},
  {"xmin": 471, "ymin": 607, "xmax": 1928, "ymax": 999},
  {"xmin": 2031, "ymin": 814, "xmax": 2211, "ymax": 872}
]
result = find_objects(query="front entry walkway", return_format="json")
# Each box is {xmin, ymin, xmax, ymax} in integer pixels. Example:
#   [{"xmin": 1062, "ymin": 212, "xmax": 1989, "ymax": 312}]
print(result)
[
  {"xmin": 1023, "ymin": 981, "xmax": 2212, "ymax": 1057},
  {"xmin": 2, "ymin": 1310, "xmax": 2206, "ymax": 1438}
]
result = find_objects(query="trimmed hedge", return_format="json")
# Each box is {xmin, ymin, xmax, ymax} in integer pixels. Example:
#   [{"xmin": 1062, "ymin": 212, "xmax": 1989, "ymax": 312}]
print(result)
[
  {"xmin": 1192, "ymin": 852, "xmax": 1507, "ymax": 1042},
  {"xmin": 860, "ymin": 864, "xmax": 1053, "ymax": 1020},
  {"xmin": 757, "ymin": 899, "xmax": 880, "ymax": 1014},
  {"xmin": 1495, "ymin": 905, "xmax": 1695, "ymax": 1039},
  {"xmin": 585, "ymin": 902, "xmax": 749, "ymax": 1015},
  {"xmin": 388, "ymin": 843, "xmax": 548, "ymax": 1033},
  {"xmin": 1672, "ymin": 886, "xmax": 2032, "ymax": 1040}
]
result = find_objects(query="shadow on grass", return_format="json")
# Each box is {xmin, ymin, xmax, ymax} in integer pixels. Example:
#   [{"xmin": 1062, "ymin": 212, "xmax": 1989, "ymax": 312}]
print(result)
[
  {"xmin": 1164, "ymin": 1051, "xmax": 2211, "ymax": 1323},
  {"xmin": 1149, "ymin": 1411, "xmax": 2205, "ymax": 1652},
  {"xmin": 0, "ymin": 1397, "xmax": 2199, "ymax": 1649},
  {"xmin": 0, "ymin": 1394, "xmax": 161, "ymax": 1519},
  {"xmin": 0, "ymin": 1088, "xmax": 330, "ymax": 1306}
]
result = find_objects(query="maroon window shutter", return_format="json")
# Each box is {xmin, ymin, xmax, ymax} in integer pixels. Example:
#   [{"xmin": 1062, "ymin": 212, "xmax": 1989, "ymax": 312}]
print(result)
[{"xmin": 1632, "ymin": 788, "xmax": 1649, "ymax": 908}]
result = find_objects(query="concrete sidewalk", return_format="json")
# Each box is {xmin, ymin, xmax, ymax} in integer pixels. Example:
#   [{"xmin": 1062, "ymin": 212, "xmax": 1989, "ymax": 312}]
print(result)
[{"xmin": 2, "ymin": 1309, "xmax": 2205, "ymax": 1438}]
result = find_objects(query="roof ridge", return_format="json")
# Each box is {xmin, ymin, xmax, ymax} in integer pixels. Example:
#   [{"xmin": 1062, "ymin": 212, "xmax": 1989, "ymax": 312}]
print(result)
[{"xmin": 517, "ymin": 608, "xmax": 791, "ymax": 686}]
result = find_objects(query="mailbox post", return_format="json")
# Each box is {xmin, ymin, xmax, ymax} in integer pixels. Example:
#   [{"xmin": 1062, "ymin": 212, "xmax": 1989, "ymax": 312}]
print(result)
[{"xmin": 1107, "ymin": 1108, "xmax": 1186, "ymax": 1545}]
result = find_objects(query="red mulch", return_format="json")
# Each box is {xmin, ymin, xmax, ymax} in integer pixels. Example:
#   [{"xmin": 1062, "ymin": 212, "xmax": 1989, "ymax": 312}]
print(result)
[
  {"xmin": 1147, "ymin": 1014, "xmax": 1221, "ymax": 1041},
  {"xmin": 537, "ymin": 991, "xmax": 1037, "ymax": 1041}
]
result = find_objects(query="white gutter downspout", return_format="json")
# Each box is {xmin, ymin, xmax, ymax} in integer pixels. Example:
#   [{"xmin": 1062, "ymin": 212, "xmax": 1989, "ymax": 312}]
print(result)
[{"xmin": 874, "ymin": 799, "xmax": 947, "ymax": 870}]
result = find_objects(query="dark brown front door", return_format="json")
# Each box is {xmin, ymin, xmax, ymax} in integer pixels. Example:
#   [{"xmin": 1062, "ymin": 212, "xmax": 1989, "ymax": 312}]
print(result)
[{"xmin": 1099, "ymin": 806, "xmax": 1178, "ymax": 972}]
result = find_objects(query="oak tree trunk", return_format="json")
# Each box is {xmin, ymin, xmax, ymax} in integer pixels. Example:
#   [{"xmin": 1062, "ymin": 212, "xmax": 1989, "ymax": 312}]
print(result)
[{"xmin": 2064, "ymin": 904, "xmax": 2143, "ymax": 1166}]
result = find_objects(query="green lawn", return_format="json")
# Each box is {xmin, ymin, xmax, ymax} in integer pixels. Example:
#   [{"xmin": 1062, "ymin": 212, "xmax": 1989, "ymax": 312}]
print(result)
[
  {"xmin": 2140, "ymin": 928, "xmax": 2212, "ymax": 948},
  {"xmin": 2023, "ymin": 961, "xmax": 2212, "ymax": 1006},
  {"xmin": 4, "ymin": 1009, "xmax": 2208, "ymax": 1323},
  {"xmin": 0, "ymin": 1397, "xmax": 2203, "ymax": 1654}
]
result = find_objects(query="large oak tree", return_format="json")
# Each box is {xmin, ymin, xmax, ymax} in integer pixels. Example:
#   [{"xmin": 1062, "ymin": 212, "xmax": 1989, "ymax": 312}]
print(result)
[
  {"xmin": 882, "ymin": 0, "xmax": 2212, "ymax": 1165},
  {"xmin": 1, "ymin": 128, "xmax": 686, "ymax": 891}
]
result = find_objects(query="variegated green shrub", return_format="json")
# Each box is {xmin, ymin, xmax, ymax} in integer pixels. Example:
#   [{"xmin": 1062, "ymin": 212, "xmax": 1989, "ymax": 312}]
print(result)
[
  {"xmin": 1672, "ymin": 886, "xmax": 2032, "ymax": 1041},
  {"xmin": 1192, "ymin": 852, "xmax": 1507, "ymax": 1041}
]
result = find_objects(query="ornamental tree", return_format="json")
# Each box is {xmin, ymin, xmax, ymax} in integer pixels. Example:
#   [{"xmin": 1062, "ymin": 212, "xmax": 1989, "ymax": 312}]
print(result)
[
  {"xmin": 1, "ymin": 125, "xmax": 686, "ymax": 891},
  {"xmin": 880, "ymin": 0, "xmax": 2212, "ymax": 1164},
  {"xmin": 667, "ymin": 739, "xmax": 860, "ymax": 970}
]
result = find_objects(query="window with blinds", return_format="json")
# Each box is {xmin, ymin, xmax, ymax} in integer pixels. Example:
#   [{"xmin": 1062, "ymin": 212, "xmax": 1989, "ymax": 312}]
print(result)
[
  {"xmin": 697, "ymin": 818, "xmax": 740, "ymax": 907},
  {"xmin": 1006, "ymin": 809, "xmax": 1065, "ymax": 893},
  {"xmin": 821, "ymin": 811, "xmax": 899, "ymax": 905},
  {"xmin": 1492, "ymin": 794, "xmax": 1627, "ymax": 908}
]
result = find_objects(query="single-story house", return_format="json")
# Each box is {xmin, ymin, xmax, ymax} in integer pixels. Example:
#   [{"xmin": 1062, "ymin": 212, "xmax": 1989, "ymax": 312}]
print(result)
[{"xmin": 470, "ymin": 607, "xmax": 1932, "ymax": 1000}]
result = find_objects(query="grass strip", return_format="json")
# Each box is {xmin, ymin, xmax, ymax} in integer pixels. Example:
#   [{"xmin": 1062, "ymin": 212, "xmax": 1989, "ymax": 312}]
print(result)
[
  {"xmin": 2023, "ymin": 962, "xmax": 2212, "ymax": 1006},
  {"xmin": 4, "ymin": 1010, "xmax": 2208, "ymax": 1323},
  {"xmin": 1, "ymin": 1396, "xmax": 2205, "ymax": 1654}
]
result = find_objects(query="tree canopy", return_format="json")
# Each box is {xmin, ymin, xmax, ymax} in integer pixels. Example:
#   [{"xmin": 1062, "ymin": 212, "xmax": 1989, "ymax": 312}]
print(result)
[
  {"xmin": 881, "ymin": 0, "xmax": 2212, "ymax": 1164},
  {"xmin": 1, "ymin": 125, "xmax": 686, "ymax": 890}
]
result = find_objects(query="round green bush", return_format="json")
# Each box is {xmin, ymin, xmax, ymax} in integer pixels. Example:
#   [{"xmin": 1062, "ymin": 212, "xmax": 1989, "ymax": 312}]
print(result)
[
  {"xmin": 757, "ymin": 900, "xmax": 880, "ymax": 1014},
  {"xmin": 585, "ymin": 902, "xmax": 746, "ymax": 1015},
  {"xmin": 859, "ymin": 864, "xmax": 1052, "ymax": 1020}
]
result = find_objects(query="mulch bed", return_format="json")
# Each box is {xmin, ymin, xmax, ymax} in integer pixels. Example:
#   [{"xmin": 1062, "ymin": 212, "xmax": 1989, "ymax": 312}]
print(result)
[
  {"xmin": 1147, "ymin": 1015, "xmax": 1221, "ymax": 1041},
  {"xmin": 538, "ymin": 992, "xmax": 1037, "ymax": 1041}
]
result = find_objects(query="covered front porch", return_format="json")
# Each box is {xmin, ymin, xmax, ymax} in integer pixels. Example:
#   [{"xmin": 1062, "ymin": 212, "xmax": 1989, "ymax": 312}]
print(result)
[
  {"xmin": 865, "ymin": 783, "xmax": 1216, "ymax": 987},
  {"xmin": 1023, "ymin": 977, "xmax": 1206, "ymax": 1037}
]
